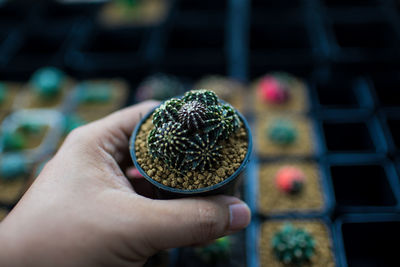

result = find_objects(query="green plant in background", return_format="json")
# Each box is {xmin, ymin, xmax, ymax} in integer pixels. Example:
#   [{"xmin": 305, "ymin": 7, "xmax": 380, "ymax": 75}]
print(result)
[
  {"xmin": 268, "ymin": 119, "xmax": 298, "ymax": 146},
  {"xmin": 0, "ymin": 154, "xmax": 28, "ymax": 180},
  {"xmin": 1, "ymin": 131, "xmax": 26, "ymax": 152},
  {"xmin": 77, "ymin": 82, "xmax": 112, "ymax": 103},
  {"xmin": 148, "ymin": 89, "xmax": 240, "ymax": 172},
  {"xmin": 20, "ymin": 121, "xmax": 44, "ymax": 134},
  {"xmin": 0, "ymin": 82, "xmax": 7, "ymax": 104},
  {"xmin": 195, "ymin": 236, "xmax": 231, "ymax": 264},
  {"xmin": 63, "ymin": 114, "xmax": 86, "ymax": 135},
  {"xmin": 271, "ymin": 223, "xmax": 316, "ymax": 265},
  {"xmin": 31, "ymin": 67, "xmax": 65, "ymax": 99}
]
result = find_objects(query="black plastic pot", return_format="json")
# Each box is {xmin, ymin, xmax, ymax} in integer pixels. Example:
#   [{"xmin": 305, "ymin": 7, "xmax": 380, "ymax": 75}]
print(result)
[{"xmin": 129, "ymin": 104, "xmax": 253, "ymax": 199}]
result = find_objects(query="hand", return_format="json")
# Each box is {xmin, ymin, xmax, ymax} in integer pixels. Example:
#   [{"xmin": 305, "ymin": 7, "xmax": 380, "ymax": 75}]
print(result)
[{"xmin": 0, "ymin": 101, "xmax": 251, "ymax": 267}]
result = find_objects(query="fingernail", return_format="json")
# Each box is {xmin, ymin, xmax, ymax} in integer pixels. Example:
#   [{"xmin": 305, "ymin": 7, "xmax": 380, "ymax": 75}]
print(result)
[{"xmin": 229, "ymin": 203, "xmax": 251, "ymax": 231}]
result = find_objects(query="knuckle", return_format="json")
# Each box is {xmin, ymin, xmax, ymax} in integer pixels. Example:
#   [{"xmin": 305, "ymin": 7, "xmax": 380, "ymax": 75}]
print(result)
[
  {"xmin": 194, "ymin": 202, "xmax": 221, "ymax": 241},
  {"xmin": 64, "ymin": 126, "xmax": 90, "ymax": 145}
]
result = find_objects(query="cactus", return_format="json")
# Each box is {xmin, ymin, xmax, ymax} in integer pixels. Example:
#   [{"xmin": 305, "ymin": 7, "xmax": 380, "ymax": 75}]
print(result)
[
  {"xmin": 147, "ymin": 89, "xmax": 240, "ymax": 172},
  {"xmin": 148, "ymin": 121, "xmax": 189, "ymax": 162},
  {"xmin": 0, "ymin": 154, "xmax": 28, "ymax": 180},
  {"xmin": 178, "ymin": 101, "xmax": 209, "ymax": 131},
  {"xmin": 271, "ymin": 223, "xmax": 316, "ymax": 265},
  {"xmin": 185, "ymin": 133, "xmax": 223, "ymax": 171},
  {"xmin": 268, "ymin": 119, "xmax": 297, "ymax": 146},
  {"xmin": 183, "ymin": 89, "xmax": 219, "ymax": 106},
  {"xmin": 31, "ymin": 67, "xmax": 65, "ymax": 99},
  {"xmin": 152, "ymin": 98, "xmax": 183, "ymax": 128},
  {"xmin": 195, "ymin": 236, "xmax": 231, "ymax": 263},
  {"xmin": 2, "ymin": 131, "xmax": 26, "ymax": 151},
  {"xmin": 258, "ymin": 72, "xmax": 296, "ymax": 105},
  {"xmin": 275, "ymin": 166, "xmax": 305, "ymax": 194}
]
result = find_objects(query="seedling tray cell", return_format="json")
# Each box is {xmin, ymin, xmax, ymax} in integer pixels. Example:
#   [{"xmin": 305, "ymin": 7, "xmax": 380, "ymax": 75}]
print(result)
[
  {"xmin": 324, "ymin": 160, "xmax": 400, "ymax": 213},
  {"xmin": 370, "ymin": 74, "xmax": 400, "ymax": 110},
  {"xmin": 177, "ymin": 0, "xmax": 227, "ymax": 12},
  {"xmin": 5, "ymin": 30, "xmax": 68, "ymax": 77},
  {"xmin": 311, "ymin": 75, "xmax": 374, "ymax": 117},
  {"xmin": 69, "ymin": 26, "xmax": 150, "ymax": 75},
  {"xmin": 316, "ymin": 117, "xmax": 387, "ymax": 158},
  {"xmin": 323, "ymin": 0, "xmax": 381, "ymax": 8},
  {"xmin": 251, "ymin": 0, "xmax": 302, "ymax": 9},
  {"xmin": 334, "ymin": 214, "xmax": 400, "ymax": 267}
]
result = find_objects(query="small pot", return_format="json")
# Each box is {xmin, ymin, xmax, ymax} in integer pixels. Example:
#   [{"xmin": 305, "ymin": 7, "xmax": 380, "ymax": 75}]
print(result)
[{"xmin": 129, "ymin": 104, "xmax": 253, "ymax": 199}]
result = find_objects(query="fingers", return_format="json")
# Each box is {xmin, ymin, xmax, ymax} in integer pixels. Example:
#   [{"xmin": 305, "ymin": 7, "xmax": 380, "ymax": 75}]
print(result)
[
  {"xmin": 60, "ymin": 100, "xmax": 159, "ymax": 166},
  {"xmin": 138, "ymin": 196, "xmax": 251, "ymax": 251},
  {"xmin": 97, "ymin": 100, "xmax": 160, "ymax": 138}
]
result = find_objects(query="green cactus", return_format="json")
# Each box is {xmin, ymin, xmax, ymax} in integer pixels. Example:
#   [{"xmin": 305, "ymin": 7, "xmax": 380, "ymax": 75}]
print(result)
[
  {"xmin": 271, "ymin": 223, "xmax": 316, "ymax": 265},
  {"xmin": 31, "ymin": 67, "xmax": 65, "ymax": 99},
  {"xmin": 183, "ymin": 89, "xmax": 219, "ymax": 106},
  {"xmin": 178, "ymin": 101, "xmax": 209, "ymax": 131},
  {"xmin": 147, "ymin": 89, "xmax": 240, "ymax": 172},
  {"xmin": 185, "ymin": 133, "xmax": 223, "ymax": 171},
  {"xmin": 152, "ymin": 98, "xmax": 183, "ymax": 128},
  {"xmin": 211, "ymin": 103, "xmax": 240, "ymax": 139},
  {"xmin": 148, "ymin": 121, "xmax": 188, "ymax": 157},
  {"xmin": 195, "ymin": 236, "xmax": 231, "ymax": 263},
  {"xmin": 268, "ymin": 119, "xmax": 297, "ymax": 146}
]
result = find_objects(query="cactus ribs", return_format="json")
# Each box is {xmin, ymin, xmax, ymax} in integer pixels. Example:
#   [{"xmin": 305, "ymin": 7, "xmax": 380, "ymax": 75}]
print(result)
[{"xmin": 134, "ymin": 90, "xmax": 248, "ymax": 190}]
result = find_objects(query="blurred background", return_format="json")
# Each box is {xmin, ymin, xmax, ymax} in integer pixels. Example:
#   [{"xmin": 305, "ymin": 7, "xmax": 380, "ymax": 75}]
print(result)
[{"xmin": 1, "ymin": 0, "xmax": 400, "ymax": 266}]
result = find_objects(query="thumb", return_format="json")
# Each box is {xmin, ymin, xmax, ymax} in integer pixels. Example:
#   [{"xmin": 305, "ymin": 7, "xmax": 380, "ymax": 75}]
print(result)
[{"xmin": 142, "ymin": 195, "xmax": 251, "ymax": 250}]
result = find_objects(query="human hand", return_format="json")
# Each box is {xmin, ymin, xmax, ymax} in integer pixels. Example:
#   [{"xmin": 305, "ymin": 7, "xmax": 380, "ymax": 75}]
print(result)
[{"xmin": 0, "ymin": 101, "xmax": 251, "ymax": 267}]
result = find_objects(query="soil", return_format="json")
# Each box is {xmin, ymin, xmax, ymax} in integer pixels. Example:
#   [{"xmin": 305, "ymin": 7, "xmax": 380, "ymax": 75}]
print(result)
[
  {"xmin": 0, "ymin": 177, "xmax": 27, "ymax": 204},
  {"xmin": 258, "ymin": 161, "xmax": 324, "ymax": 215},
  {"xmin": 76, "ymin": 80, "xmax": 128, "ymax": 122},
  {"xmin": 99, "ymin": 0, "xmax": 168, "ymax": 27},
  {"xmin": 17, "ymin": 126, "xmax": 49, "ymax": 150},
  {"xmin": 255, "ymin": 113, "xmax": 314, "ymax": 157},
  {"xmin": 134, "ymin": 116, "xmax": 248, "ymax": 190},
  {"xmin": 259, "ymin": 220, "xmax": 336, "ymax": 267},
  {"xmin": 252, "ymin": 77, "xmax": 309, "ymax": 113},
  {"xmin": 0, "ymin": 82, "xmax": 21, "ymax": 111}
]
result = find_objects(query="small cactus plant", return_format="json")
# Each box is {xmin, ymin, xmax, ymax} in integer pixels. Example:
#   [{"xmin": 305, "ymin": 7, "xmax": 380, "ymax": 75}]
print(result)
[
  {"xmin": 271, "ymin": 223, "xmax": 316, "ymax": 265},
  {"xmin": 258, "ymin": 75, "xmax": 290, "ymax": 104},
  {"xmin": 31, "ymin": 67, "xmax": 65, "ymax": 99},
  {"xmin": 195, "ymin": 236, "xmax": 231, "ymax": 263},
  {"xmin": 147, "ymin": 89, "xmax": 240, "ymax": 172},
  {"xmin": 275, "ymin": 166, "xmax": 305, "ymax": 194},
  {"xmin": 0, "ymin": 154, "xmax": 28, "ymax": 180},
  {"xmin": 268, "ymin": 119, "xmax": 298, "ymax": 146}
]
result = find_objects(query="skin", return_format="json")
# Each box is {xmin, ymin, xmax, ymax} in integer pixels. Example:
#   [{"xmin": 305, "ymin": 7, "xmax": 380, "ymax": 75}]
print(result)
[{"xmin": 0, "ymin": 101, "xmax": 251, "ymax": 267}]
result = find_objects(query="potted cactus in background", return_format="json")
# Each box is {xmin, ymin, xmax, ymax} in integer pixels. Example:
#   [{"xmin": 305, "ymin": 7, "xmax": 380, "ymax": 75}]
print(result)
[
  {"xmin": 130, "ymin": 89, "xmax": 252, "ymax": 198},
  {"xmin": 271, "ymin": 223, "xmax": 316, "ymax": 265}
]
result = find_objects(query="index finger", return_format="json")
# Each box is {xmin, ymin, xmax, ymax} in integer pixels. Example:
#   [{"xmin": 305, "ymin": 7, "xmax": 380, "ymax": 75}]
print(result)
[{"xmin": 97, "ymin": 100, "xmax": 160, "ymax": 138}]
